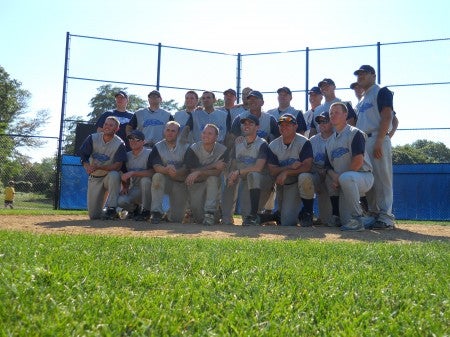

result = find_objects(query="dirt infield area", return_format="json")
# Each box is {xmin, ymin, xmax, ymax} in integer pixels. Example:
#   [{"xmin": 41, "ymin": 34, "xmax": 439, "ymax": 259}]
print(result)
[{"xmin": 0, "ymin": 215, "xmax": 449, "ymax": 243}]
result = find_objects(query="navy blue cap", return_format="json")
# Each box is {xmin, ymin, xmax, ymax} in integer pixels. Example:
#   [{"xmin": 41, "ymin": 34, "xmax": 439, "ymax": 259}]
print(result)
[
  {"xmin": 127, "ymin": 130, "xmax": 145, "ymax": 141},
  {"xmin": 223, "ymin": 88, "xmax": 237, "ymax": 96},
  {"xmin": 354, "ymin": 65, "xmax": 376, "ymax": 75},
  {"xmin": 247, "ymin": 90, "xmax": 264, "ymax": 100},
  {"xmin": 277, "ymin": 87, "xmax": 292, "ymax": 95},
  {"xmin": 308, "ymin": 86, "xmax": 322, "ymax": 95},
  {"xmin": 278, "ymin": 113, "xmax": 297, "ymax": 125},
  {"xmin": 148, "ymin": 90, "xmax": 161, "ymax": 98},
  {"xmin": 115, "ymin": 90, "xmax": 128, "ymax": 99},
  {"xmin": 315, "ymin": 111, "xmax": 330, "ymax": 123},
  {"xmin": 240, "ymin": 114, "xmax": 260, "ymax": 126},
  {"xmin": 350, "ymin": 82, "xmax": 359, "ymax": 89},
  {"xmin": 318, "ymin": 78, "xmax": 335, "ymax": 87}
]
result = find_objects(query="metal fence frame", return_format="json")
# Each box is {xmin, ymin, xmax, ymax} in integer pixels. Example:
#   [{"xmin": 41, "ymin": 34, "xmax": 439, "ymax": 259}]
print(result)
[{"xmin": 55, "ymin": 33, "xmax": 450, "ymax": 209}]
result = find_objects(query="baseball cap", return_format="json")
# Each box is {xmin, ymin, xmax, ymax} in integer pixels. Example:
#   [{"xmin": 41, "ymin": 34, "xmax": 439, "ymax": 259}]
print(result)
[
  {"xmin": 277, "ymin": 87, "xmax": 292, "ymax": 95},
  {"xmin": 354, "ymin": 65, "xmax": 376, "ymax": 75},
  {"xmin": 318, "ymin": 78, "xmax": 335, "ymax": 87},
  {"xmin": 350, "ymin": 82, "xmax": 359, "ymax": 90},
  {"xmin": 223, "ymin": 88, "xmax": 237, "ymax": 96},
  {"xmin": 148, "ymin": 90, "xmax": 161, "ymax": 98},
  {"xmin": 115, "ymin": 90, "xmax": 128, "ymax": 99},
  {"xmin": 240, "ymin": 114, "xmax": 260, "ymax": 125},
  {"xmin": 278, "ymin": 113, "xmax": 297, "ymax": 125},
  {"xmin": 247, "ymin": 90, "xmax": 264, "ymax": 100},
  {"xmin": 127, "ymin": 130, "xmax": 145, "ymax": 141},
  {"xmin": 315, "ymin": 111, "xmax": 330, "ymax": 123},
  {"xmin": 308, "ymin": 86, "xmax": 322, "ymax": 95}
]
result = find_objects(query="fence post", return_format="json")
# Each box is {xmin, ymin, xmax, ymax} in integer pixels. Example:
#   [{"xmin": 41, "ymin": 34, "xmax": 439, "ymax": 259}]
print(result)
[
  {"xmin": 236, "ymin": 53, "xmax": 242, "ymax": 103},
  {"xmin": 305, "ymin": 47, "xmax": 310, "ymax": 111},
  {"xmin": 156, "ymin": 43, "xmax": 162, "ymax": 90},
  {"xmin": 377, "ymin": 41, "xmax": 381, "ymax": 85},
  {"xmin": 55, "ymin": 32, "xmax": 71, "ymax": 210}
]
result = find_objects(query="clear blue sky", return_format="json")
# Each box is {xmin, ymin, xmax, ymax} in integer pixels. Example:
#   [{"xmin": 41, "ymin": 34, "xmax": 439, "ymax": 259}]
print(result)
[{"xmin": 1, "ymin": 0, "xmax": 449, "ymax": 161}]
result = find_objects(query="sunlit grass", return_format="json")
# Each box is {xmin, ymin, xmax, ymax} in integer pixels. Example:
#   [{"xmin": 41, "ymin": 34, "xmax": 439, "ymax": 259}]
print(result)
[{"xmin": 0, "ymin": 232, "xmax": 448, "ymax": 336}]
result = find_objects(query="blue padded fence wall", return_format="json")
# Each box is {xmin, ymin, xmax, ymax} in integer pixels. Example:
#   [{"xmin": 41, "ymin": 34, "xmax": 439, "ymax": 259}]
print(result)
[{"xmin": 60, "ymin": 155, "xmax": 450, "ymax": 220}]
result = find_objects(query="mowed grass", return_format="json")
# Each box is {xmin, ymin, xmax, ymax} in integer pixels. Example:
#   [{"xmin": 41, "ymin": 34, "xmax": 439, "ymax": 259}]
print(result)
[{"xmin": 0, "ymin": 232, "xmax": 448, "ymax": 336}]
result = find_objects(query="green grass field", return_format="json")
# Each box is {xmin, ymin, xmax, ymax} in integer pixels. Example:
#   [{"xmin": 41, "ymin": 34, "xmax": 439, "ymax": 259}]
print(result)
[{"xmin": 0, "ymin": 231, "xmax": 448, "ymax": 336}]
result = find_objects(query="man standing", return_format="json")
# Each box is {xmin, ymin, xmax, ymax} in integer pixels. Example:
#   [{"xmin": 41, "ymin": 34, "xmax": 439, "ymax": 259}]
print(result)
[
  {"xmin": 304, "ymin": 86, "xmax": 323, "ymax": 138},
  {"xmin": 150, "ymin": 121, "xmax": 190, "ymax": 223},
  {"xmin": 186, "ymin": 91, "xmax": 229, "ymax": 144},
  {"xmin": 309, "ymin": 79, "xmax": 357, "ymax": 137},
  {"xmin": 267, "ymin": 87, "xmax": 307, "ymax": 135},
  {"xmin": 226, "ymin": 115, "xmax": 273, "ymax": 226},
  {"xmin": 354, "ymin": 65, "xmax": 395, "ymax": 229},
  {"xmin": 127, "ymin": 90, "xmax": 173, "ymax": 148},
  {"xmin": 309, "ymin": 112, "xmax": 334, "ymax": 225},
  {"xmin": 117, "ymin": 130, "xmax": 153, "ymax": 221},
  {"xmin": 267, "ymin": 114, "xmax": 315, "ymax": 226},
  {"xmin": 325, "ymin": 102, "xmax": 375, "ymax": 231},
  {"xmin": 96, "ymin": 90, "xmax": 134, "ymax": 150},
  {"xmin": 80, "ymin": 116, "xmax": 127, "ymax": 220},
  {"xmin": 184, "ymin": 124, "xmax": 228, "ymax": 225}
]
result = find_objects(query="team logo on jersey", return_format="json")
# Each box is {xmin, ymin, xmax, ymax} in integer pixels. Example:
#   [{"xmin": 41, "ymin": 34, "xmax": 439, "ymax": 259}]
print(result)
[
  {"xmin": 314, "ymin": 152, "xmax": 326, "ymax": 163},
  {"xmin": 331, "ymin": 147, "xmax": 349, "ymax": 159},
  {"xmin": 237, "ymin": 155, "xmax": 257, "ymax": 166},
  {"xmin": 143, "ymin": 119, "xmax": 165, "ymax": 127},
  {"xmin": 358, "ymin": 102, "xmax": 374, "ymax": 114},
  {"xmin": 279, "ymin": 158, "xmax": 298, "ymax": 167},
  {"xmin": 92, "ymin": 153, "xmax": 110, "ymax": 163}
]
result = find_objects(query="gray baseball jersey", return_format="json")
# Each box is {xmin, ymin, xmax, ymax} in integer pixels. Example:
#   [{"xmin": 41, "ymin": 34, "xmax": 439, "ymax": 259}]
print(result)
[
  {"xmin": 309, "ymin": 133, "xmax": 330, "ymax": 172},
  {"xmin": 189, "ymin": 109, "xmax": 229, "ymax": 143},
  {"xmin": 267, "ymin": 106, "xmax": 307, "ymax": 133},
  {"xmin": 125, "ymin": 148, "xmax": 152, "ymax": 188},
  {"xmin": 130, "ymin": 108, "xmax": 172, "ymax": 145}
]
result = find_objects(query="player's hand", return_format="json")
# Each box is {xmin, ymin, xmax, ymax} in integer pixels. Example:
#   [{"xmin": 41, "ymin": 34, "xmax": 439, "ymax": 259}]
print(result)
[
  {"xmin": 185, "ymin": 171, "xmax": 200, "ymax": 186},
  {"xmin": 275, "ymin": 171, "xmax": 288, "ymax": 185},
  {"xmin": 290, "ymin": 161, "xmax": 303, "ymax": 170},
  {"xmin": 374, "ymin": 140, "xmax": 383, "ymax": 159},
  {"xmin": 121, "ymin": 172, "xmax": 133, "ymax": 182},
  {"xmin": 215, "ymin": 160, "xmax": 226, "ymax": 171}
]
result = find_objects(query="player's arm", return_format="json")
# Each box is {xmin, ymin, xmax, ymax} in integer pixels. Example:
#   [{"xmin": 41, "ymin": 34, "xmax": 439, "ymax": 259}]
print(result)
[
  {"xmin": 350, "ymin": 131, "xmax": 365, "ymax": 171},
  {"xmin": 389, "ymin": 114, "xmax": 399, "ymax": 138}
]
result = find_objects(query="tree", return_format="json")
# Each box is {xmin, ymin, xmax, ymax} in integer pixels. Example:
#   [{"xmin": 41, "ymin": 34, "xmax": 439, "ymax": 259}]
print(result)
[
  {"xmin": 392, "ymin": 140, "xmax": 450, "ymax": 164},
  {"xmin": 86, "ymin": 84, "xmax": 147, "ymax": 122}
]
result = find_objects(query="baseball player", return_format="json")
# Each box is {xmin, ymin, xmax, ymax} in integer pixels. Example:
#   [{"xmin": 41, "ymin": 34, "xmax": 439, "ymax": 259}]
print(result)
[
  {"xmin": 117, "ymin": 130, "xmax": 153, "ymax": 221},
  {"xmin": 267, "ymin": 87, "xmax": 308, "ymax": 135},
  {"xmin": 226, "ymin": 114, "xmax": 273, "ymax": 226},
  {"xmin": 174, "ymin": 90, "xmax": 199, "ymax": 145},
  {"xmin": 303, "ymin": 87, "xmax": 323, "ymax": 138},
  {"xmin": 267, "ymin": 113, "xmax": 315, "ymax": 226},
  {"xmin": 223, "ymin": 90, "xmax": 279, "ymax": 225},
  {"xmin": 150, "ymin": 121, "xmax": 190, "ymax": 223},
  {"xmin": 325, "ymin": 102, "xmax": 375, "ymax": 231},
  {"xmin": 96, "ymin": 90, "xmax": 134, "ymax": 150},
  {"xmin": 184, "ymin": 124, "xmax": 229, "ymax": 225},
  {"xmin": 354, "ymin": 65, "xmax": 395, "ymax": 229},
  {"xmin": 186, "ymin": 91, "xmax": 229, "ymax": 144},
  {"xmin": 126, "ymin": 90, "xmax": 173, "ymax": 148},
  {"xmin": 309, "ymin": 111, "xmax": 334, "ymax": 225},
  {"xmin": 309, "ymin": 79, "xmax": 357, "ymax": 137},
  {"xmin": 79, "ymin": 116, "xmax": 127, "ymax": 220}
]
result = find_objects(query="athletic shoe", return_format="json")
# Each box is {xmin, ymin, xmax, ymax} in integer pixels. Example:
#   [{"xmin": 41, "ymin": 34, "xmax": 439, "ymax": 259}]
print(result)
[
  {"xmin": 203, "ymin": 213, "xmax": 215, "ymax": 226},
  {"xmin": 327, "ymin": 215, "xmax": 341, "ymax": 227},
  {"xmin": 242, "ymin": 214, "xmax": 260, "ymax": 226},
  {"xmin": 101, "ymin": 207, "xmax": 119, "ymax": 220},
  {"xmin": 359, "ymin": 215, "xmax": 376, "ymax": 229},
  {"xmin": 151, "ymin": 211, "xmax": 163, "ymax": 224},
  {"xmin": 372, "ymin": 220, "xmax": 395, "ymax": 230},
  {"xmin": 341, "ymin": 218, "xmax": 364, "ymax": 231},
  {"xmin": 135, "ymin": 209, "xmax": 151, "ymax": 222},
  {"xmin": 298, "ymin": 210, "xmax": 313, "ymax": 227}
]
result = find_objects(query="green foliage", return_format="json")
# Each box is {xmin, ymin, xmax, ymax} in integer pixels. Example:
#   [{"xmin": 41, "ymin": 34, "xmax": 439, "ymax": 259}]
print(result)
[
  {"xmin": 0, "ymin": 233, "xmax": 448, "ymax": 336},
  {"xmin": 87, "ymin": 84, "xmax": 146, "ymax": 122},
  {"xmin": 392, "ymin": 139, "xmax": 450, "ymax": 164},
  {"xmin": 160, "ymin": 98, "xmax": 181, "ymax": 112}
]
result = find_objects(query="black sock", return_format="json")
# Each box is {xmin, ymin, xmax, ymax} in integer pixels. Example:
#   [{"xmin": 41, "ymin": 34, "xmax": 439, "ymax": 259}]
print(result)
[
  {"xmin": 301, "ymin": 198, "xmax": 314, "ymax": 214},
  {"xmin": 249, "ymin": 188, "xmax": 261, "ymax": 215},
  {"xmin": 330, "ymin": 196, "xmax": 339, "ymax": 216}
]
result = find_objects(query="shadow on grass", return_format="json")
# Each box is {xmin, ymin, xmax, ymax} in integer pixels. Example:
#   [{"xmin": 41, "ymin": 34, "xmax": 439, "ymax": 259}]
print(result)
[{"xmin": 35, "ymin": 218, "xmax": 450, "ymax": 243}]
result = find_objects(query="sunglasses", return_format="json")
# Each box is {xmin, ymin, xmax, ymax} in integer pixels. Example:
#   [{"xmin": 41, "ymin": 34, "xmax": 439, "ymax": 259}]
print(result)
[{"xmin": 278, "ymin": 116, "xmax": 296, "ymax": 124}]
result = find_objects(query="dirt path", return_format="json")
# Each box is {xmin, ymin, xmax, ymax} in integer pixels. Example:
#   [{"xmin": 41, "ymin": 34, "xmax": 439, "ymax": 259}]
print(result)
[{"xmin": 0, "ymin": 215, "xmax": 449, "ymax": 243}]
